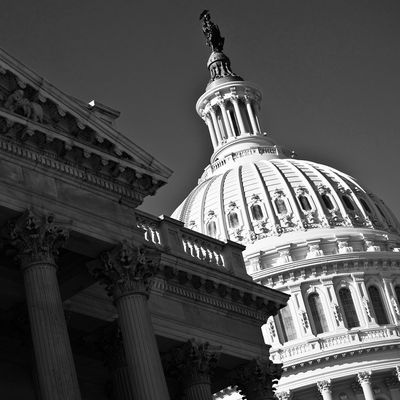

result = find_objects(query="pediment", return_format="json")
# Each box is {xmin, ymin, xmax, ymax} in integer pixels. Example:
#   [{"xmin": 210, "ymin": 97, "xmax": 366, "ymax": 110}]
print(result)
[{"xmin": 0, "ymin": 48, "xmax": 172, "ymax": 204}]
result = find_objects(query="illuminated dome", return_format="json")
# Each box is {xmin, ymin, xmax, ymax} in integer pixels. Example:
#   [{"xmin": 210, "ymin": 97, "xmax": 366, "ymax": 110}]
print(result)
[
  {"xmin": 175, "ymin": 11, "xmax": 400, "ymax": 400},
  {"xmin": 172, "ymin": 149, "xmax": 400, "ymax": 268}
]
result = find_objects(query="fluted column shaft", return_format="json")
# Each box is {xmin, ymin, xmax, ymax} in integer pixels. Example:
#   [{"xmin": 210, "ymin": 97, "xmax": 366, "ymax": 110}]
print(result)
[
  {"xmin": 218, "ymin": 101, "xmax": 234, "ymax": 138},
  {"xmin": 89, "ymin": 241, "xmax": 169, "ymax": 400},
  {"xmin": 117, "ymin": 292, "xmax": 170, "ymax": 400},
  {"xmin": 231, "ymin": 97, "xmax": 246, "ymax": 134},
  {"xmin": 23, "ymin": 261, "xmax": 81, "ymax": 400},
  {"xmin": 245, "ymin": 97, "xmax": 259, "ymax": 134},
  {"xmin": 205, "ymin": 115, "xmax": 218, "ymax": 149},
  {"xmin": 209, "ymin": 107, "xmax": 223, "ymax": 142},
  {"xmin": 185, "ymin": 371, "xmax": 212, "ymax": 400},
  {"xmin": 11, "ymin": 211, "xmax": 81, "ymax": 400}
]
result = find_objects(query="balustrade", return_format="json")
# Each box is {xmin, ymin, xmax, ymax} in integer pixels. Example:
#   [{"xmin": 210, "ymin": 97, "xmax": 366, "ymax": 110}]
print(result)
[{"xmin": 135, "ymin": 211, "xmax": 248, "ymax": 277}]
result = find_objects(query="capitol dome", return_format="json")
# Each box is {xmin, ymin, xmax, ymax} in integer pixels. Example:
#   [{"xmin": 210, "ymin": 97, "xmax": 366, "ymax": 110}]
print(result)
[
  {"xmin": 172, "ymin": 150, "xmax": 400, "ymax": 269},
  {"xmin": 174, "ymin": 12, "xmax": 400, "ymax": 400}
]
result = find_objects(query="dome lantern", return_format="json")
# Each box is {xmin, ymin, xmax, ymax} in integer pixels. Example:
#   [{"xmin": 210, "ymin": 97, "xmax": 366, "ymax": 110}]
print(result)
[{"xmin": 198, "ymin": 11, "xmax": 287, "ymax": 163}]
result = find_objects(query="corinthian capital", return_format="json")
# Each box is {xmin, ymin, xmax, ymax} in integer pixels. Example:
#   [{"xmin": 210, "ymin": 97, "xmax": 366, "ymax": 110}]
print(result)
[
  {"xmin": 357, "ymin": 371, "xmax": 372, "ymax": 385},
  {"xmin": 317, "ymin": 379, "xmax": 332, "ymax": 394},
  {"xmin": 233, "ymin": 357, "xmax": 282, "ymax": 400},
  {"xmin": 9, "ymin": 210, "xmax": 69, "ymax": 268},
  {"xmin": 164, "ymin": 339, "xmax": 221, "ymax": 385},
  {"xmin": 89, "ymin": 240, "xmax": 160, "ymax": 298}
]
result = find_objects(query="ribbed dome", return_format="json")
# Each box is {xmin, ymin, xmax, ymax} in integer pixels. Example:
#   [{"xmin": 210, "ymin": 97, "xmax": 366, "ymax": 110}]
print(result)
[{"xmin": 172, "ymin": 156, "xmax": 400, "ymax": 262}]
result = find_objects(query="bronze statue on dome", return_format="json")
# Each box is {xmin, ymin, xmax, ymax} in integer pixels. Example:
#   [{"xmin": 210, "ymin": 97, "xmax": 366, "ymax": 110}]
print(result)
[{"xmin": 199, "ymin": 10, "xmax": 225, "ymax": 52}]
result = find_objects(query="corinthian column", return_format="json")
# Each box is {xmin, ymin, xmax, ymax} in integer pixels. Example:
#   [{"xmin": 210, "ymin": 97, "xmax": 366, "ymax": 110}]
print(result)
[
  {"xmin": 103, "ymin": 324, "xmax": 134, "ymax": 400},
  {"xmin": 357, "ymin": 371, "xmax": 375, "ymax": 400},
  {"xmin": 317, "ymin": 379, "xmax": 333, "ymax": 400},
  {"xmin": 165, "ymin": 339, "xmax": 220, "ymax": 400},
  {"xmin": 10, "ymin": 210, "xmax": 81, "ymax": 400},
  {"xmin": 233, "ymin": 358, "xmax": 282, "ymax": 400},
  {"xmin": 89, "ymin": 240, "xmax": 170, "ymax": 400}
]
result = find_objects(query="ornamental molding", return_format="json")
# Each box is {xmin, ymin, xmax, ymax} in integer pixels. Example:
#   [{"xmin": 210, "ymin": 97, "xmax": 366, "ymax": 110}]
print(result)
[
  {"xmin": 163, "ymin": 339, "xmax": 221, "ymax": 384},
  {"xmin": 152, "ymin": 267, "xmax": 279, "ymax": 322},
  {"xmin": 0, "ymin": 56, "xmax": 170, "ymax": 195},
  {"xmin": 317, "ymin": 379, "xmax": 332, "ymax": 393},
  {"xmin": 231, "ymin": 357, "xmax": 282, "ymax": 400},
  {"xmin": 7, "ymin": 209, "xmax": 69, "ymax": 268},
  {"xmin": 255, "ymin": 255, "xmax": 400, "ymax": 289},
  {"xmin": 357, "ymin": 370, "xmax": 372, "ymax": 385},
  {"xmin": 274, "ymin": 339, "xmax": 400, "ymax": 370},
  {"xmin": 0, "ymin": 135, "xmax": 146, "ymax": 203},
  {"xmin": 88, "ymin": 240, "xmax": 161, "ymax": 299}
]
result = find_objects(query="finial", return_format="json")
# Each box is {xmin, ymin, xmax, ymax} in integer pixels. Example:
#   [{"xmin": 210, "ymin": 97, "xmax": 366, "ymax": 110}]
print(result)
[{"xmin": 199, "ymin": 10, "xmax": 225, "ymax": 52}]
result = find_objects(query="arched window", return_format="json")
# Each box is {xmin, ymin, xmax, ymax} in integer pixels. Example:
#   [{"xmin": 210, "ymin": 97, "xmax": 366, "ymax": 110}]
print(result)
[
  {"xmin": 359, "ymin": 198, "xmax": 372, "ymax": 214},
  {"xmin": 277, "ymin": 306, "xmax": 297, "ymax": 342},
  {"xmin": 321, "ymin": 194, "xmax": 334, "ymax": 210},
  {"xmin": 395, "ymin": 285, "xmax": 400, "ymax": 305},
  {"xmin": 275, "ymin": 198, "xmax": 287, "ymax": 214},
  {"xmin": 250, "ymin": 204, "xmax": 264, "ymax": 220},
  {"xmin": 298, "ymin": 195, "xmax": 312, "ymax": 211},
  {"xmin": 308, "ymin": 293, "xmax": 329, "ymax": 334},
  {"xmin": 368, "ymin": 285, "xmax": 389, "ymax": 325},
  {"xmin": 227, "ymin": 212, "xmax": 240, "ymax": 228},
  {"xmin": 206, "ymin": 220, "xmax": 217, "ymax": 238},
  {"xmin": 342, "ymin": 195, "xmax": 355, "ymax": 210},
  {"xmin": 338, "ymin": 287, "xmax": 360, "ymax": 328}
]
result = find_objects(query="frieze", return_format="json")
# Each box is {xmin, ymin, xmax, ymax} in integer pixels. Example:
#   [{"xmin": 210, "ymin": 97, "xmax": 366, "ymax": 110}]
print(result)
[
  {"xmin": 152, "ymin": 268, "xmax": 279, "ymax": 322},
  {"xmin": 257, "ymin": 256, "xmax": 400, "ymax": 289}
]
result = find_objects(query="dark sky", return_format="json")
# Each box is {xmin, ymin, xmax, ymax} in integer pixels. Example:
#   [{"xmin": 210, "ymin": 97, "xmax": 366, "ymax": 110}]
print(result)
[{"xmin": 1, "ymin": 1, "xmax": 400, "ymax": 219}]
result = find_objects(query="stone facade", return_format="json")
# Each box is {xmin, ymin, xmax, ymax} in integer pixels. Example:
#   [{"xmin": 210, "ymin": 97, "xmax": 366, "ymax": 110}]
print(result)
[{"xmin": 0, "ymin": 47, "xmax": 288, "ymax": 399}]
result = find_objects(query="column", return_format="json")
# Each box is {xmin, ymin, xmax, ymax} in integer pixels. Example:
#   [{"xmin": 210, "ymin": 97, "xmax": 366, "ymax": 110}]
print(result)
[
  {"xmin": 217, "ymin": 98, "xmax": 234, "ymax": 139},
  {"xmin": 244, "ymin": 96, "xmax": 259, "ymax": 134},
  {"xmin": 275, "ymin": 390, "xmax": 292, "ymax": 400},
  {"xmin": 89, "ymin": 240, "xmax": 170, "ymax": 400},
  {"xmin": 357, "ymin": 371, "xmax": 375, "ymax": 400},
  {"xmin": 382, "ymin": 277, "xmax": 397, "ymax": 323},
  {"xmin": 209, "ymin": 107, "xmax": 223, "ymax": 143},
  {"xmin": 204, "ymin": 113, "xmax": 218, "ymax": 149},
  {"xmin": 10, "ymin": 210, "xmax": 81, "ymax": 400},
  {"xmin": 165, "ymin": 339, "xmax": 220, "ymax": 400},
  {"xmin": 230, "ymin": 95, "xmax": 246, "ymax": 134},
  {"xmin": 233, "ymin": 358, "xmax": 282, "ymax": 400},
  {"xmin": 317, "ymin": 379, "xmax": 333, "ymax": 400},
  {"xmin": 103, "ymin": 324, "xmax": 134, "ymax": 400}
]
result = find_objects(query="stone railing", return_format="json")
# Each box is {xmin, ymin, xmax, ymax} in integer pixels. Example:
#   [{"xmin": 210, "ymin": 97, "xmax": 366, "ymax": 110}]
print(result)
[
  {"xmin": 135, "ymin": 210, "xmax": 248, "ymax": 278},
  {"xmin": 270, "ymin": 326, "xmax": 400, "ymax": 364}
]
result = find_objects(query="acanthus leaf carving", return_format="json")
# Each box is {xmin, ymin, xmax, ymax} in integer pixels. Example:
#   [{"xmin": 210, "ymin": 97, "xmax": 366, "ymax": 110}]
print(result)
[{"xmin": 89, "ymin": 240, "xmax": 161, "ymax": 299}]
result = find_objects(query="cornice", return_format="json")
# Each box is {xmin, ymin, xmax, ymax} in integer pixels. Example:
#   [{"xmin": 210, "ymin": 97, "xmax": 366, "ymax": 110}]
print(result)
[
  {"xmin": 0, "ymin": 135, "xmax": 145, "ymax": 204},
  {"xmin": 252, "ymin": 252, "xmax": 400, "ymax": 289}
]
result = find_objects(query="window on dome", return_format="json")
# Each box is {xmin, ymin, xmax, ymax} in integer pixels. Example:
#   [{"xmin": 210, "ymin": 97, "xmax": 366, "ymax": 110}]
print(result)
[
  {"xmin": 227, "ymin": 107, "xmax": 240, "ymax": 136},
  {"xmin": 250, "ymin": 204, "xmax": 264, "ymax": 221},
  {"xmin": 308, "ymin": 293, "xmax": 329, "ymax": 334},
  {"xmin": 227, "ymin": 211, "xmax": 240, "ymax": 228},
  {"xmin": 342, "ymin": 195, "xmax": 355, "ymax": 211},
  {"xmin": 359, "ymin": 198, "xmax": 372, "ymax": 214},
  {"xmin": 395, "ymin": 285, "xmax": 400, "ymax": 305},
  {"xmin": 321, "ymin": 194, "xmax": 334, "ymax": 210},
  {"xmin": 298, "ymin": 194, "xmax": 312, "ymax": 211},
  {"xmin": 368, "ymin": 285, "xmax": 389, "ymax": 325},
  {"xmin": 338, "ymin": 287, "xmax": 360, "ymax": 328},
  {"xmin": 277, "ymin": 306, "xmax": 297, "ymax": 342},
  {"xmin": 206, "ymin": 220, "xmax": 217, "ymax": 238},
  {"xmin": 275, "ymin": 198, "xmax": 287, "ymax": 214}
]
